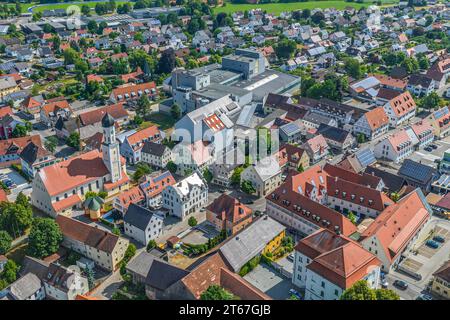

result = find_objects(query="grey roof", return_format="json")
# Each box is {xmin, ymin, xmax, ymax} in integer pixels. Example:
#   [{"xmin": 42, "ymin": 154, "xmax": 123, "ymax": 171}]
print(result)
[
  {"xmin": 280, "ymin": 122, "xmax": 302, "ymax": 136},
  {"xmin": 317, "ymin": 123, "xmax": 351, "ymax": 143},
  {"xmin": 7, "ymin": 273, "xmax": 42, "ymax": 300},
  {"xmin": 141, "ymin": 140, "xmax": 168, "ymax": 157},
  {"xmin": 398, "ymin": 159, "xmax": 438, "ymax": 185},
  {"xmin": 19, "ymin": 256, "xmax": 50, "ymax": 280},
  {"xmin": 124, "ymin": 203, "xmax": 160, "ymax": 230},
  {"xmin": 126, "ymin": 251, "xmax": 159, "ymax": 278},
  {"xmin": 365, "ymin": 166, "xmax": 406, "ymax": 193},
  {"xmin": 102, "ymin": 112, "xmax": 115, "ymax": 128},
  {"xmin": 145, "ymin": 260, "xmax": 189, "ymax": 291},
  {"xmin": 219, "ymin": 216, "xmax": 286, "ymax": 272}
]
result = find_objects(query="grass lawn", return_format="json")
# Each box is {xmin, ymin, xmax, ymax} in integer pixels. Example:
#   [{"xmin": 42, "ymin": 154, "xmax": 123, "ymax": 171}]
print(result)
[
  {"xmin": 31, "ymin": 1, "xmax": 129, "ymax": 13},
  {"xmin": 143, "ymin": 112, "xmax": 177, "ymax": 131},
  {"xmin": 214, "ymin": 0, "xmax": 398, "ymax": 15}
]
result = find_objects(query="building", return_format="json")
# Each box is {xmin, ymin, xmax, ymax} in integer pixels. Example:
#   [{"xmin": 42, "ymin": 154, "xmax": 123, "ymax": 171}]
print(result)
[
  {"xmin": 162, "ymin": 171, "xmax": 208, "ymax": 219},
  {"xmin": 398, "ymin": 159, "xmax": 438, "ymax": 193},
  {"xmin": 19, "ymin": 142, "xmax": 56, "ymax": 178},
  {"xmin": 141, "ymin": 141, "xmax": 172, "ymax": 169},
  {"xmin": 206, "ymin": 194, "xmax": 252, "ymax": 235},
  {"xmin": 431, "ymin": 260, "xmax": 450, "ymax": 299},
  {"xmin": 113, "ymin": 186, "xmax": 146, "ymax": 215},
  {"xmin": 78, "ymin": 103, "xmax": 129, "ymax": 127},
  {"xmin": 0, "ymin": 135, "xmax": 42, "ymax": 166},
  {"xmin": 302, "ymin": 134, "xmax": 329, "ymax": 164},
  {"xmin": 40, "ymin": 99, "xmax": 72, "ymax": 127},
  {"xmin": 123, "ymin": 203, "xmax": 164, "ymax": 245},
  {"xmin": 382, "ymin": 91, "xmax": 416, "ymax": 128},
  {"xmin": 352, "ymin": 107, "xmax": 390, "ymax": 141},
  {"xmin": 56, "ymin": 215, "xmax": 129, "ymax": 271},
  {"xmin": 317, "ymin": 124, "xmax": 354, "ymax": 151},
  {"xmin": 42, "ymin": 263, "xmax": 89, "ymax": 300},
  {"xmin": 139, "ymin": 171, "xmax": 176, "ymax": 209},
  {"xmin": 109, "ymin": 82, "xmax": 158, "ymax": 103},
  {"xmin": 31, "ymin": 114, "xmax": 130, "ymax": 217},
  {"xmin": 277, "ymin": 143, "xmax": 310, "ymax": 171},
  {"xmin": 119, "ymin": 126, "xmax": 162, "ymax": 164},
  {"xmin": 293, "ymin": 228, "xmax": 381, "ymax": 300},
  {"xmin": 374, "ymin": 130, "xmax": 414, "ymax": 163},
  {"xmin": 407, "ymin": 74, "xmax": 435, "ymax": 96},
  {"xmin": 219, "ymin": 216, "xmax": 285, "ymax": 273},
  {"xmin": 279, "ymin": 122, "xmax": 303, "ymax": 144},
  {"xmin": 426, "ymin": 56, "xmax": 450, "ymax": 89},
  {"xmin": 0, "ymin": 76, "xmax": 19, "ymax": 102},
  {"xmin": 359, "ymin": 189, "xmax": 431, "ymax": 272},
  {"xmin": 241, "ymin": 155, "xmax": 282, "ymax": 197},
  {"xmin": 405, "ymin": 120, "xmax": 434, "ymax": 148},
  {"xmin": 2, "ymin": 273, "xmax": 45, "ymax": 300}
]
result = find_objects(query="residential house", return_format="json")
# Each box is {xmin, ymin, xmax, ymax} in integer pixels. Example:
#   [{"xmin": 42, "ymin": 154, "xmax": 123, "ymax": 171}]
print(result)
[
  {"xmin": 123, "ymin": 203, "xmax": 164, "ymax": 245},
  {"xmin": 398, "ymin": 159, "xmax": 439, "ymax": 193},
  {"xmin": 113, "ymin": 186, "xmax": 145, "ymax": 215},
  {"xmin": 139, "ymin": 171, "xmax": 176, "ymax": 209},
  {"xmin": 241, "ymin": 155, "xmax": 282, "ymax": 198},
  {"xmin": 0, "ymin": 76, "xmax": 19, "ymax": 102},
  {"xmin": 353, "ymin": 107, "xmax": 390, "ymax": 141},
  {"xmin": 374, "ymin": 130, "xmax": 414, "ymax": 163},
  {"xmin": 42, "ymin": 263, "xmax": 89, "ymax": 300},
  {"xmin": 382, "ymin": 91, "xmax": 416, "ymax": 128},
  {"xmin": 19, "ymin": 141, "xmax": 56, "ymax": 178},
  {"xmin": 109, "ymin": 82, "xmax": 158, "ymax": 103},
  {"xmin": 405, "ymin": 119, "xmax": 434, "ymax": 148},
  {"xmin": 0, "ymin": 135, "xmax": 42, "ymax": 166},
  {"xmin": 293, "ymin": 228, "xmax": 381, "ymax": 300},
  {"xmin": 426, "ymin": 55, "xmax": 450, "ymax": 89},
  {"xmin": 119, "ymin": 125, "xmax": 162, "ymax": 164},
  {"xmin": 407, "ymin": 74, "xmax": 435, "ymax": 96},
  {"xmin": 302, "ymin": 134, "xmax": 329, "ymax": 164},
  {"xmin": 431, "ymin": 261, "xmax": 450, "ymax": 299},
  {"xmin": 40, "ymin": 99, "xmax": 72, "ymax": 128},
  {"xmin": 359, "ymin": 189, "xmax": 431, "ymax": 272},
  {"xmin": 317, "ymin": 124, "xmax": 354, "ymax": 152},
  {"xmin": 56, "ymin": 215, "xmax": 129, "ymax": 271},
  {"xmin": 277, "ymin": 143, "xmax": 310, "ymax": 171},
  {"xmin": 141, "ymin": 141, "xmax": 172, "ymax": 169},
  {"xmin": 279, "ymin": 122, "xmax": 303, "ymax": 144},
  {"xmin": 206, "ymin": 194, "xmax": 252, "ymax": 236},
  {"xmin": 162, "ymin": 171, "xmax": 208, "ymax": 220}
]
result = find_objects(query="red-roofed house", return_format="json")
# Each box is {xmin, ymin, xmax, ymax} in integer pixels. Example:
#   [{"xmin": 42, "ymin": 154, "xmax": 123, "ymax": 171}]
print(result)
[
  {"xmin": 405, "ymin": 119, "xmax": 434, "ymax": 148},
  {"xmin": 293, "ymin": 228, "xmax": 381, "ymax": 300},
  {"xmin": 40, "ymin": 99, "xmax": 72, "ymax": 127},
  {"xmin": 302, "ymin": 134, "xmax": 329, "ymax": 164},
  {"xmin": 374, "ymin": 130, "xmax": 414, "ymax": 163},
  {"xmin": 119, "ymin": 126, "xmax": 161, "ymax": 164},
  {"xmin": 109, "ymin": 82, "xmax": 158, "ymax": 103},
  {"xmin": 353, "ymin": 107, "xmax": 390, "ymax": 140},
  {"xmin": 113, "ymin": 186, "xmax": 145, "ymax": 214},
  {"xmin": 360, "ymin": 189, "xmax": 431, "ymax": 272},
  {"xmin": 20, "ymin": 96, "xmax": 44, "ymax": 115},
  {"xmin": 382, "ymin": 91, "xmax": 416, "ymax": 128}
]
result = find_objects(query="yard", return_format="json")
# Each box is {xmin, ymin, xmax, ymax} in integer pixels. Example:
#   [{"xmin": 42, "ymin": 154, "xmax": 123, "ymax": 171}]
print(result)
[
  {"xmin": 214, "ymin": 0, "xmax": 398, "ymax": 15},
  {"xmin": 141, "ymin": 112, "xmax": 177, "ymax": 132}
]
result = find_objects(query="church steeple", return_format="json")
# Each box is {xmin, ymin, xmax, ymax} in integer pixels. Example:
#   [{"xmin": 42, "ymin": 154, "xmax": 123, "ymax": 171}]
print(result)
[{"xmin": 101, "ymin": 113, "xmax": 121, "ymax": 183}]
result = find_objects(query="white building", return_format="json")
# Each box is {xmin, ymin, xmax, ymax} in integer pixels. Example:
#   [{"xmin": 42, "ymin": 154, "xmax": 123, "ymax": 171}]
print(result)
[
  {"xmin": 162, "ymin": 171, "xmax": 208, "ymax": 220},
  {"xmin": 241, "ymin": 155, "xmax": 282, "ymax": 198},
  {"xmin": 374, "ymin": 130, "xmax": 414, "ymax": 163},
  {"xmin": 123, "ymin": 204, "xmax": 164, "ymax": 245}
]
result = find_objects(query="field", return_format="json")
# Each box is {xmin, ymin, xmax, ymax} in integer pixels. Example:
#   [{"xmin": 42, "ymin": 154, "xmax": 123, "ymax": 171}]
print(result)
[
  {"xmin": 1, "ymin": 1, "xmax": 128, "ymax": 13},
  {"xmin": 214, "ymin": 0, "xmax": 399, "ymax": 15}
]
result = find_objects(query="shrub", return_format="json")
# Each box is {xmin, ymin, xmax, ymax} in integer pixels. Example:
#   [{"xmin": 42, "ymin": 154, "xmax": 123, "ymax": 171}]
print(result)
[{"xmin": 188, "ymin": 216, "xmax": 197, "ymax": 227}]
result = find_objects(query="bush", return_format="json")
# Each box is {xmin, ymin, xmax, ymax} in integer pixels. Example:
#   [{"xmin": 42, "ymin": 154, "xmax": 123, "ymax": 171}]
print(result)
[
  {"xmin": 0, "ymin": 231, "xmax": 12, "ymax": 255},
  {"xmin": 188, "ymin": 216, "xmax": 197, "ymax": 227},
  {"xmin": 147, "ymin": 239, "xmax": 157, "ymax": 251}
]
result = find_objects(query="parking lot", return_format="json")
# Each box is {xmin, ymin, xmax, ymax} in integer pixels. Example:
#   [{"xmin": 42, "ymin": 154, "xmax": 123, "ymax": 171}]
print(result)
[
  {"xmin": 409, "ymin": 138, "xmax": 450, "ymax": 169},
  {"xmin": 243, "ymin": 264, "xmax": 296, "ymax": 300}
]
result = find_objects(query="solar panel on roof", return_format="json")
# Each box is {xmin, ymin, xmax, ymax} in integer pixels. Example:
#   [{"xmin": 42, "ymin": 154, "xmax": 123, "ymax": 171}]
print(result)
[
  {"xmin": 281, "ymin": 122, "xmax": 300, "ymax": 135},
  {"xmin": 433, "ymin": 107, "xmax": 449, "ymax": 120},
  {"xmin": 355, "ymin": 148, "xmax": 376, "ymax": 167},
  {"xmin": 399, "ymin": 160, "xmax": 435, "ymax": 184},
  {"xmin": 153, "ymin": 171, "xmax": 171, "ymax": 183}
]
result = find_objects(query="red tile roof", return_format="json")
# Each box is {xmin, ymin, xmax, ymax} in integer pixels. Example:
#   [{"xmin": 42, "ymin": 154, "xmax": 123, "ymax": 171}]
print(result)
[
  {"xmin": 79, "ymin": 103, "xmax": 128, "ymax": 126},
  {"xmin": 203, "ymin": 114, "xmax": 226, "ymax": 132},
  {"xmin": 363, "ymin": 107, "xmax": 389, "ymax": 130},
  {"xmin": 111, "ymin": 82, "xmax": 157, "ymax": 101},
  {"xmin": 126, "ymin": 125, "xmax": 160, "ymax": 149},
  {"xmin": 115, "ymin": 186, "xmax": 145, "ymax": 211},
  {"xmin": 52, "ymin": 194, "xmax": 82, "ymax": 212},
  {"xmin": 206, "ymin": 194, "xmax": 252, "ymax": 225},
  {"xmin": 139, "ymin": 171, "xmax": 176, "ymax": 199},
  {"xmin": 360, "ymin": 189, "xmax": 430, "ymax": 263},
  {"xmin": 385, "ymin": 91, "xmax": 416, "ymax": 117},
  {"xmin": 41, "ymin": 100, "xmax": 71, "ymax": 117},
  {"xmin": 0, "ymin": 135, "xmax": 42, "ymax": 157}
]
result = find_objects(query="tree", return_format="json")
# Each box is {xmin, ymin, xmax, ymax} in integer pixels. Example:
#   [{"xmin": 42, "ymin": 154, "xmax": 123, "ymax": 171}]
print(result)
[
  {"xmin": 311, "ymin": 11, "xmax": 325, "ymax": 24},
  {"xmin": 390, "ymin": 192, "xmax": 400, "ymax": 202},
  {"xmin": 231, "ymin": 167, "xmax": 243, "ymax": 186},
  {"xmin": 275, "ymin": 39, "xmax": 297, "ymax": 60},
  {"xmin": 0, "ymin": 202, "xmax": 33, "ymax": 238},
  {"xmin": 200, "ymin": 285, "xmax": 236, "ymax": 300},
  {"xmin": 241, "ymin": 180, "xmax": 256, "ymax": 195},
  {"xmin": 1, "ymin": 260, "xmax": 18, "ymax": 284},
  {"xmin": 66, "ymin": 132, "xmax": 80, "ymax": 150},
  {"xmin": 45, "ymin": 136, "xmax": 58, "ymax": 153},
  {"xmin": 188, "ymin": 216, "xmax": 197, "ymax": 227},
  {"xmin": 87, "ymin": 20, "xmax": 98, "ymax": 34},
  {"xmin": 81, "ymin": 5, "xmax": 91, "ymax": 16},
  {"xmin": 348, "ymin": 211, "xmax": 357, "ymax": 225},
  {"xmin": 137, "ymin": 95, "xmax": 151, "ymax": 119},
  {"xmin": 27, "ymin": 218, "xmax": 63, "ymax": 259},
  {"xmin": 203, "ymin": 168, "xmax": 213, "ymax": 184},
  {"xmin": 158, "ymin": 48, "xmax": 176, "ymax": 74},
  {"xmin": 344, "ymin": 58, "xmax": 363, "ymax": 80},
  {"xmin": 171, "ymin": 103, "xmax": 182, "ymax": 120},
  {"xmin": 419, "ymin": 92, "xmax": 440, "ymax": 110},
  {"xmin": 166, "ymin": 161, "xmax": 177, "ymax": 173},
  {"xmin": 63, "ymin": 48, "xmax": 79, "ymax": 65},
  {"xmin": 375, "ymin": 289, "xmax": 400, "ymax": 300},
  {"xmin": 302, "ymin": 8, "xmax": 311, "ymax": 19},
  {"xmin": 133, "ymin": 162, "xmax": 152, "ymax": 181},
  {"xmin": 418, "ymin": 55, "xmax": 429, "ymax": 70},
  {"xmin": 84, "ymin": 191, "xmax": 98, "ymax": 200},
  {"xmin": 147, "ymin": 239, "xmax": 157, "ymax": 251},
  {"xmin": 340, "ymin": 280, "xmax": 377, "ymax": 300},
  {"xmin": 0, "ymin": 230, "xmax": 12, "ymax": 255},
  {"xmin": 401, "ymin": 57, "xmax": 419, "ymax": 74},
  {"xmin": 357, "ymin": 133, "xmax": 366, "ymax": 144},
  {"xmin": 12, "ymin": 124, "xmax": 28, "ymax": 138}
]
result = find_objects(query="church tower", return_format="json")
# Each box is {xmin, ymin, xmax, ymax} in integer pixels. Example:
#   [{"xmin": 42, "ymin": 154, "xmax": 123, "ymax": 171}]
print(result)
[{"xmin": 101, "ymin": 113, "xmax": 122, "ymax": 183}]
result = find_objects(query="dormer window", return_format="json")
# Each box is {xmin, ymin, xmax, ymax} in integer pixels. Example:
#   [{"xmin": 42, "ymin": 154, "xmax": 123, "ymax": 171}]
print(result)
[
  {"xmin": 351, "ymin": 194, "xmax": 355, "ymax": 200},
  {"xmin": 360, "ymin": 197, "xmax": 364, "ymax": 203},
  {"xmin": 342, "ymin": 192, "xmax": 346, "ymax": 197}
]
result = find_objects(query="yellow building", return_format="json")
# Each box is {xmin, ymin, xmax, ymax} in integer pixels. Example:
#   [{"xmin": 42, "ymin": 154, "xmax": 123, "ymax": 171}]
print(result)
[
  {"xmin": 431, "ymin": 261, "xmax": 450, "ymax": 299},
  {"xmin": 0, "ymin": 76, "xmax": 19, "ymax": 101}
]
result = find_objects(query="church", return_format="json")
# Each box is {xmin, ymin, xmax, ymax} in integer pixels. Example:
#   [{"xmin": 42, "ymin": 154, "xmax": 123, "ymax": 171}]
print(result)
[{"xmin": 31, "ymin": 113, "xmax": 130, "ymax": 217}]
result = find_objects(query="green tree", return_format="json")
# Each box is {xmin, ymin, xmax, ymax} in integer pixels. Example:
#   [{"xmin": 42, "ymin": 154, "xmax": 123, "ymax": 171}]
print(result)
[
  {"xmin": 0, "ymin": 230, "xmax": 12, "ymax": 255},
  {"xmin": 200, "ymin": 285, "xmax": 236, "ymax": 300},
  {"xmin": 87, "ymin": 20, "xmax": 98, "ymax": 34},
  {"xmin": 15, "ymin": 192, "xmax": 30, "ymax": 209},
  {"xmin": 419, "ymin": 92, "xmax": 440, "ymax": 110},
  {"xmin": 147, "ymin": 239, "xmax": 157, "ymax": 251},
  {"xmin": 357, "ymin": 133, "xmax": 366, "ymax": 144},
  {"xmin": 1, "ymin": 260, "xmax": 18, "ymax": 284},
  {"xmin": 0, "ymin": 202, "xmax": 33, "ymax": 238},
  {"xmin": 390, "ymin": 192, "xmax": 400, "ymax": 202},
  {"xmin": 171, "ymin": 103, "xmax": 182, "ymax": 120},
  {"xmin": 84, "ymin": 191, "xmax": 98, "ymax": 200},
  {"xmin": 348, "ymin": 211, "xmax": 357, "ymax": 225},
  {"xmin": 344, "ymin": 58, "xmax": 363, "ymax": 80},
  {"xmin": 275, "ymin": 39, "xmax": 297, "ymax": 60},
  {"xmin": 297, "ymin": 164, "xmax": 304, "ymax": 173},
  {"xmin": 203, "ymin": 168, "xmax": 213, "ymax": 184},
  {"xmin": 133, "ymin": 162, "xmax": 152, "ymax": 181},
  {"xmin": 137, "ymin": 95, "xmax": 151, "ymax": 119},
  {"xmin": 231, "ymin": 167, "xmax": 243, "ymax": 186},
  {"xmin": 166, "ymin": 161, "xmax": 177, "ymax": 173},
  {"xmin": 27, "ymin": 218, "xmax": 63, "ymax": 259},
  {"xmin": 375, "ymin": 288, "xmax": 400, "ymax": 300},
  {"xmin": 241, "ymin": 180, "xmax": 256, "ymax": 195},
  {"xmin": 340, "ymin": 280, "xmax": 377, "ymax": 300},
  {"xmin": 188, "ymin": 216, "xmax": 198, "ymax": 227},
  {"xmin": 158, "ymin": 48, "xmax": 176, "ymax": 74},
  {"xmin": 63, "ymin": 48, "xmax": 79, "ymax": 65},
  {"xmin": 66, "ymin": 132, "xmax": 80, "ymax": 150},
  {"xmin": 12, "ymin": 124, "xmax": 28, "ymax": 138},
  {"xmin": 45, "ymin": 136, "xmax": 58, "ymax": 153},
  {"xmin": 81, "ymin": 5, "xmax": 91, "ymax": 16}
]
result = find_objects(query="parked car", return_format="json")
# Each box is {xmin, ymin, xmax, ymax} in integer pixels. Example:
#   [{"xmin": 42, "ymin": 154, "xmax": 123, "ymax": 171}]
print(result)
[
  {"xmin": 393, "ymin": 280, "xmax": 408, "ymax": 290},
  {"xmin": 424, "ymin": 146, "xmax": 433, "ymax": 152},
  {"xmin": 289, "ymin": 289, "xmax": 302, "ymax": 299},
  {"xmin": 426, "ymin": 240, "xmax": 439, "ymax": 249},
  {"xmin": 245, "ymin": 200, "xmax": 254, "ymax": 205},
  {"xmin": 433, "ymin": 235, "xmax": 445, "ymax": 243},
  {"xmin": 381, "ymin": 279, "xmax": 389, "ymax": 288},
  {"xmin": 416, "ymin": 293, "xmax": 433, "ymax": 300},
  {"xmin": 430, "ymin": 144, "xmax": 438, "ymax": 150},
  {"xmin": 287, "ymin": 254, "xmax": 294, "ymax": 262}
]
